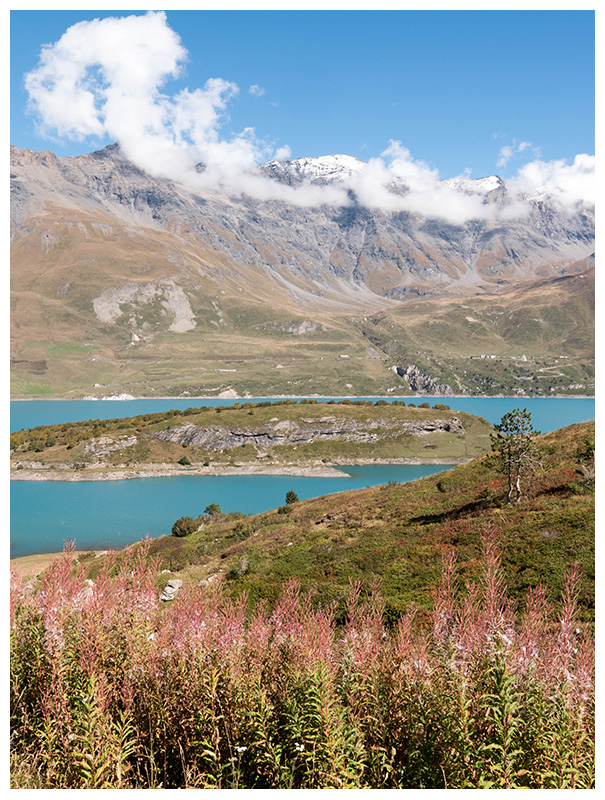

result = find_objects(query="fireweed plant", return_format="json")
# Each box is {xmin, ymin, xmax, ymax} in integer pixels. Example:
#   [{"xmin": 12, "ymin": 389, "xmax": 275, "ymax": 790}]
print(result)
[{"xmin": 10, "ymin": 533, "xmax": 594, "ymax": 789}]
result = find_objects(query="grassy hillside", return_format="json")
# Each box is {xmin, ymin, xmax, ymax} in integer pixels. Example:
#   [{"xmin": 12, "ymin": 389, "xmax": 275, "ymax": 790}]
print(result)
[
  {"xmin": 361, "ymin": 268, "xmax": 594, "ymax": 397},
  {"xmin": 10, "ymin": 236, "xmax": 594, "ymax": 398},
  {"xmin": 9, "ymin": 205, "xmax": 395, "ymax": 398},
  {"xmin": 74, "ymin": 420, "xmax": 594, "ymax": 624}
]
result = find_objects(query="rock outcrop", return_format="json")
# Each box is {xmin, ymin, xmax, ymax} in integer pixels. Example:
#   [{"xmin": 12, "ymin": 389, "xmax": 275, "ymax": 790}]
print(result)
[
  {"xmin": 396, "ymin": 365, "xmax": 454, "ymax": 396},
  {"xmin": 147, "ymin": 415, "xmax": 465, "ymax": 451},
  {"xmin": 160, "ymin": 579, "xmax": 182, "ymax": 601}
]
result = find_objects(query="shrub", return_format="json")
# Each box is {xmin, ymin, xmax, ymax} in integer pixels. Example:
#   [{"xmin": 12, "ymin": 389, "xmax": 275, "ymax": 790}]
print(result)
[
  {"xmin": 204, "ymin": 502, "xmax": 222, "ymax": 516},
  {"xmin": 178, "ymin": 455, "xmax": 191, "ymax": 466},
  {"xmin": 171, "ymin": 516, "xmax": 197, "ymax": 537},
  {"xmin": 285, "ymin": 490, "xmax": 299, "ymax": 505},
  {"xmin": 232, "ymin": 520, "xmax": 250, "ymax": 540}
]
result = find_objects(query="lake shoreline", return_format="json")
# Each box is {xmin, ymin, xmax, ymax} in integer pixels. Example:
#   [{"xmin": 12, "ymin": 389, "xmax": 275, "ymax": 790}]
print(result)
[
  {"xmin": 10, "ymin": 457, "xmax": 464, "ymax": 482},
  {"xmin": 11, "ymin": 549, "xmax": 109, "ymax": 580},
  {"xmin": 10, "ymin": 393, "xmax": 594, "ymax": 402}
]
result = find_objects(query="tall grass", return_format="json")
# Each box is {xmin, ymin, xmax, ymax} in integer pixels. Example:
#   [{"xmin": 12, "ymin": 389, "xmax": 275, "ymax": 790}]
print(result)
[{"xmin": 10, "ymin": 533, "xmax": 594, "ymax": 788}]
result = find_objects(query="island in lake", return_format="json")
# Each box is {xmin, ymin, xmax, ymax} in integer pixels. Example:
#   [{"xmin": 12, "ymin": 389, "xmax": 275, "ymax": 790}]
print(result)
[{"xmin": 10, "ymin": 399, "xmax": 494, "ymax": 481}]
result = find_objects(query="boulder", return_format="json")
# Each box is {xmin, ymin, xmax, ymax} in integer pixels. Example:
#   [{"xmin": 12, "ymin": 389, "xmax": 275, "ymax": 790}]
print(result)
[{"xmin": 160, "ymin": 579, "xmax": 183, "ymax": 601}]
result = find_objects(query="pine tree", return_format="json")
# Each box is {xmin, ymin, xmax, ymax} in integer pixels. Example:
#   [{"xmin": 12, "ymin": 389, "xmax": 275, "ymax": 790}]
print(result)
[{"xmin": 491, "ymin": 409, "xmax": 541, "ymax": 504}]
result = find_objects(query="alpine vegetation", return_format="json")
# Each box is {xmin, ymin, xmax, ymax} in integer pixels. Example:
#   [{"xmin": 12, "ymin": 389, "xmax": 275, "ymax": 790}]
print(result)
[{"xmin": 10, "ymin": 534, "xmax": 594, "ymax": 789}]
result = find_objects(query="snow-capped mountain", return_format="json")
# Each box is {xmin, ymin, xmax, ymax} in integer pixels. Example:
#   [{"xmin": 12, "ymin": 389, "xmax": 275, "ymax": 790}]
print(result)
[
  {"xmin": 260, "ymin": 154, "xmax": 367, "ymax": 185},
  {"xmin": 10, "ymin": 142, "xmax": 594, "ymax": 316},
  {"xmin": 441, "ymin": 174, "xmax": 506, "ymax": 196},
  {"xmin": 9, "ymin": 144, "xmax": 594, "ymax": 397}
]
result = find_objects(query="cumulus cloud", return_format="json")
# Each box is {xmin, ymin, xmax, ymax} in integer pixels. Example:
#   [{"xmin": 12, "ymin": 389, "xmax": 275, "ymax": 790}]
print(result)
[
  {"xmin": 24, "ymin": 11, "xmax": 272, "ymax": 184},
  {"xmin": 23, "ymin": 11, "xmax": 594, "ymax": 224}
]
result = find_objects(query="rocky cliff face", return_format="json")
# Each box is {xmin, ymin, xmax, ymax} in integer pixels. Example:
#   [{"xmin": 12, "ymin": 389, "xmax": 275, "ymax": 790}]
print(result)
[
  {"xmin": 396, "ymin": 365, "xmax": 454, "ymax": 396},
  {"xmin": 148, "ymin": 415, "xmax": 466, "ymax": 451}
]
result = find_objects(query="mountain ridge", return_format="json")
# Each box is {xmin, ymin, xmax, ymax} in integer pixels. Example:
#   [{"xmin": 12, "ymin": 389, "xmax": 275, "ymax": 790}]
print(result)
[
  {"xmin": 10, "ymin": 145, "xmax": 594, "ymax": 398},
  {"xmin": 11, "ymin": 143, "xmax": 594, "ymax": 293}
]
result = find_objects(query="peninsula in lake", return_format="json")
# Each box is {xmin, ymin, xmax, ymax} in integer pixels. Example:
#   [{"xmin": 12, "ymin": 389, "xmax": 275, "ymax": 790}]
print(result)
[{"xmin": 10, "ymin": 399, "xmax": 493, "ymax": 480}]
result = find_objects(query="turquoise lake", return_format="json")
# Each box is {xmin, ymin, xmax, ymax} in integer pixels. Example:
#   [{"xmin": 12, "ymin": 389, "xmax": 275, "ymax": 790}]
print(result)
[{"xmin": 10, "ymin": 397, "xmax": 595, "ymax": 558}]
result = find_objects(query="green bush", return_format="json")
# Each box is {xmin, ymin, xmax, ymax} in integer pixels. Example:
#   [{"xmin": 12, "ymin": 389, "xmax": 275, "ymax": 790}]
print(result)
[
  {"xmin": 178, "ymin": 455, "xmax": 191, "ymax": 466},
  {"xmin": 232, "ymin": 520, "xmax": 250, "ymax": 540},
  {"xmin": 171, "ymin": 516, "xmax": 198, "ymax": 537}
]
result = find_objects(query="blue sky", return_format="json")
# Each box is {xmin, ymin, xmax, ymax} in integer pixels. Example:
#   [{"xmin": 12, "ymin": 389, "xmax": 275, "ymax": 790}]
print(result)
[{"xmin": 10, "ymin": 8, "xmax": 594, "ymax": 182}]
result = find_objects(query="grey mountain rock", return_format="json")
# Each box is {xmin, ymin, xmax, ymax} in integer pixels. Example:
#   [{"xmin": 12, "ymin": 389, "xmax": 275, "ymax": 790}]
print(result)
[
  {"xmin": 10, "ymin": 145, "xmax": 594, "ymax": 311},
  {"xmin": 147, "ymin": 415, "xmax": 466, "ymax": 451},
  {"xmin": 396, "ymin": 365, "xmax": 454, "ymax": 396}
]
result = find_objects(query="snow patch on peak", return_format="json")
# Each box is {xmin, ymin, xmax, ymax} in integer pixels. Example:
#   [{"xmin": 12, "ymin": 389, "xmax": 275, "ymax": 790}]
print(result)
[
  {"xmin": 262, "ymin": 154, "xmax": 367, "ymax": 186},
  {"xmin": 441, "ymin": 175, "xmax": 505, "ymax": 195},
  {"xmin": 291, "ymin": 154, "xmax": 366, "ymax": 176}
]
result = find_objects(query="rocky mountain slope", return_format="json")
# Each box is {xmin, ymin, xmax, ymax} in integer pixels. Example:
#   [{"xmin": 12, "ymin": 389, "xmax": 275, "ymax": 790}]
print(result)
[{"xmin": 10, "ymin": 145, "xmax": 594, "ymax": 398}]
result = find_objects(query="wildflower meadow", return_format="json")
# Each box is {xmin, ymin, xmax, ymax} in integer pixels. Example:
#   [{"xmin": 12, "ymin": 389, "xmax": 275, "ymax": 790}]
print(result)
[{"xmin": 10, "ymin": 533, "xmax": 594, "ymax": 788}]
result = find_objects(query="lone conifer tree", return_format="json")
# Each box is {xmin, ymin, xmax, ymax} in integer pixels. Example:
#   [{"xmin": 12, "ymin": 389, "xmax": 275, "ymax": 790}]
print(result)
[{"xmin": 491, "ymin": 408, "xmax": 541, "ymax": 504}]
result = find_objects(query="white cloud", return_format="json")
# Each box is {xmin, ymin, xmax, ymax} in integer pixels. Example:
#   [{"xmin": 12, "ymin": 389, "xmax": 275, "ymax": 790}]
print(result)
[
  {"xmin": 23, "ymin": 11, "xmax": 594, "ymax": 224},
  {"xmin": 497, "ymin": 145, "xmax": 514, "ymax": 169},
  {"xmin": 274, "ymin": 145, "xmax": 291, "ymax": 161},
  {"xmin": 349, "ymin": 142, "xmax": 493, "ymax": 224},
  {"xmin": 25, "ymin": 12, "xmax": 186, "ymax": 143},
  {"xmin": 509, "ymin": 153, "xmax": 595, "ymax": 210},
  {"xmin": 496, "ymin": 139, "xmax": 541, "ymax": 170},
  {"xmin": 24, "ymin": 11, "xmax": 270, "ymax": 184}
]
